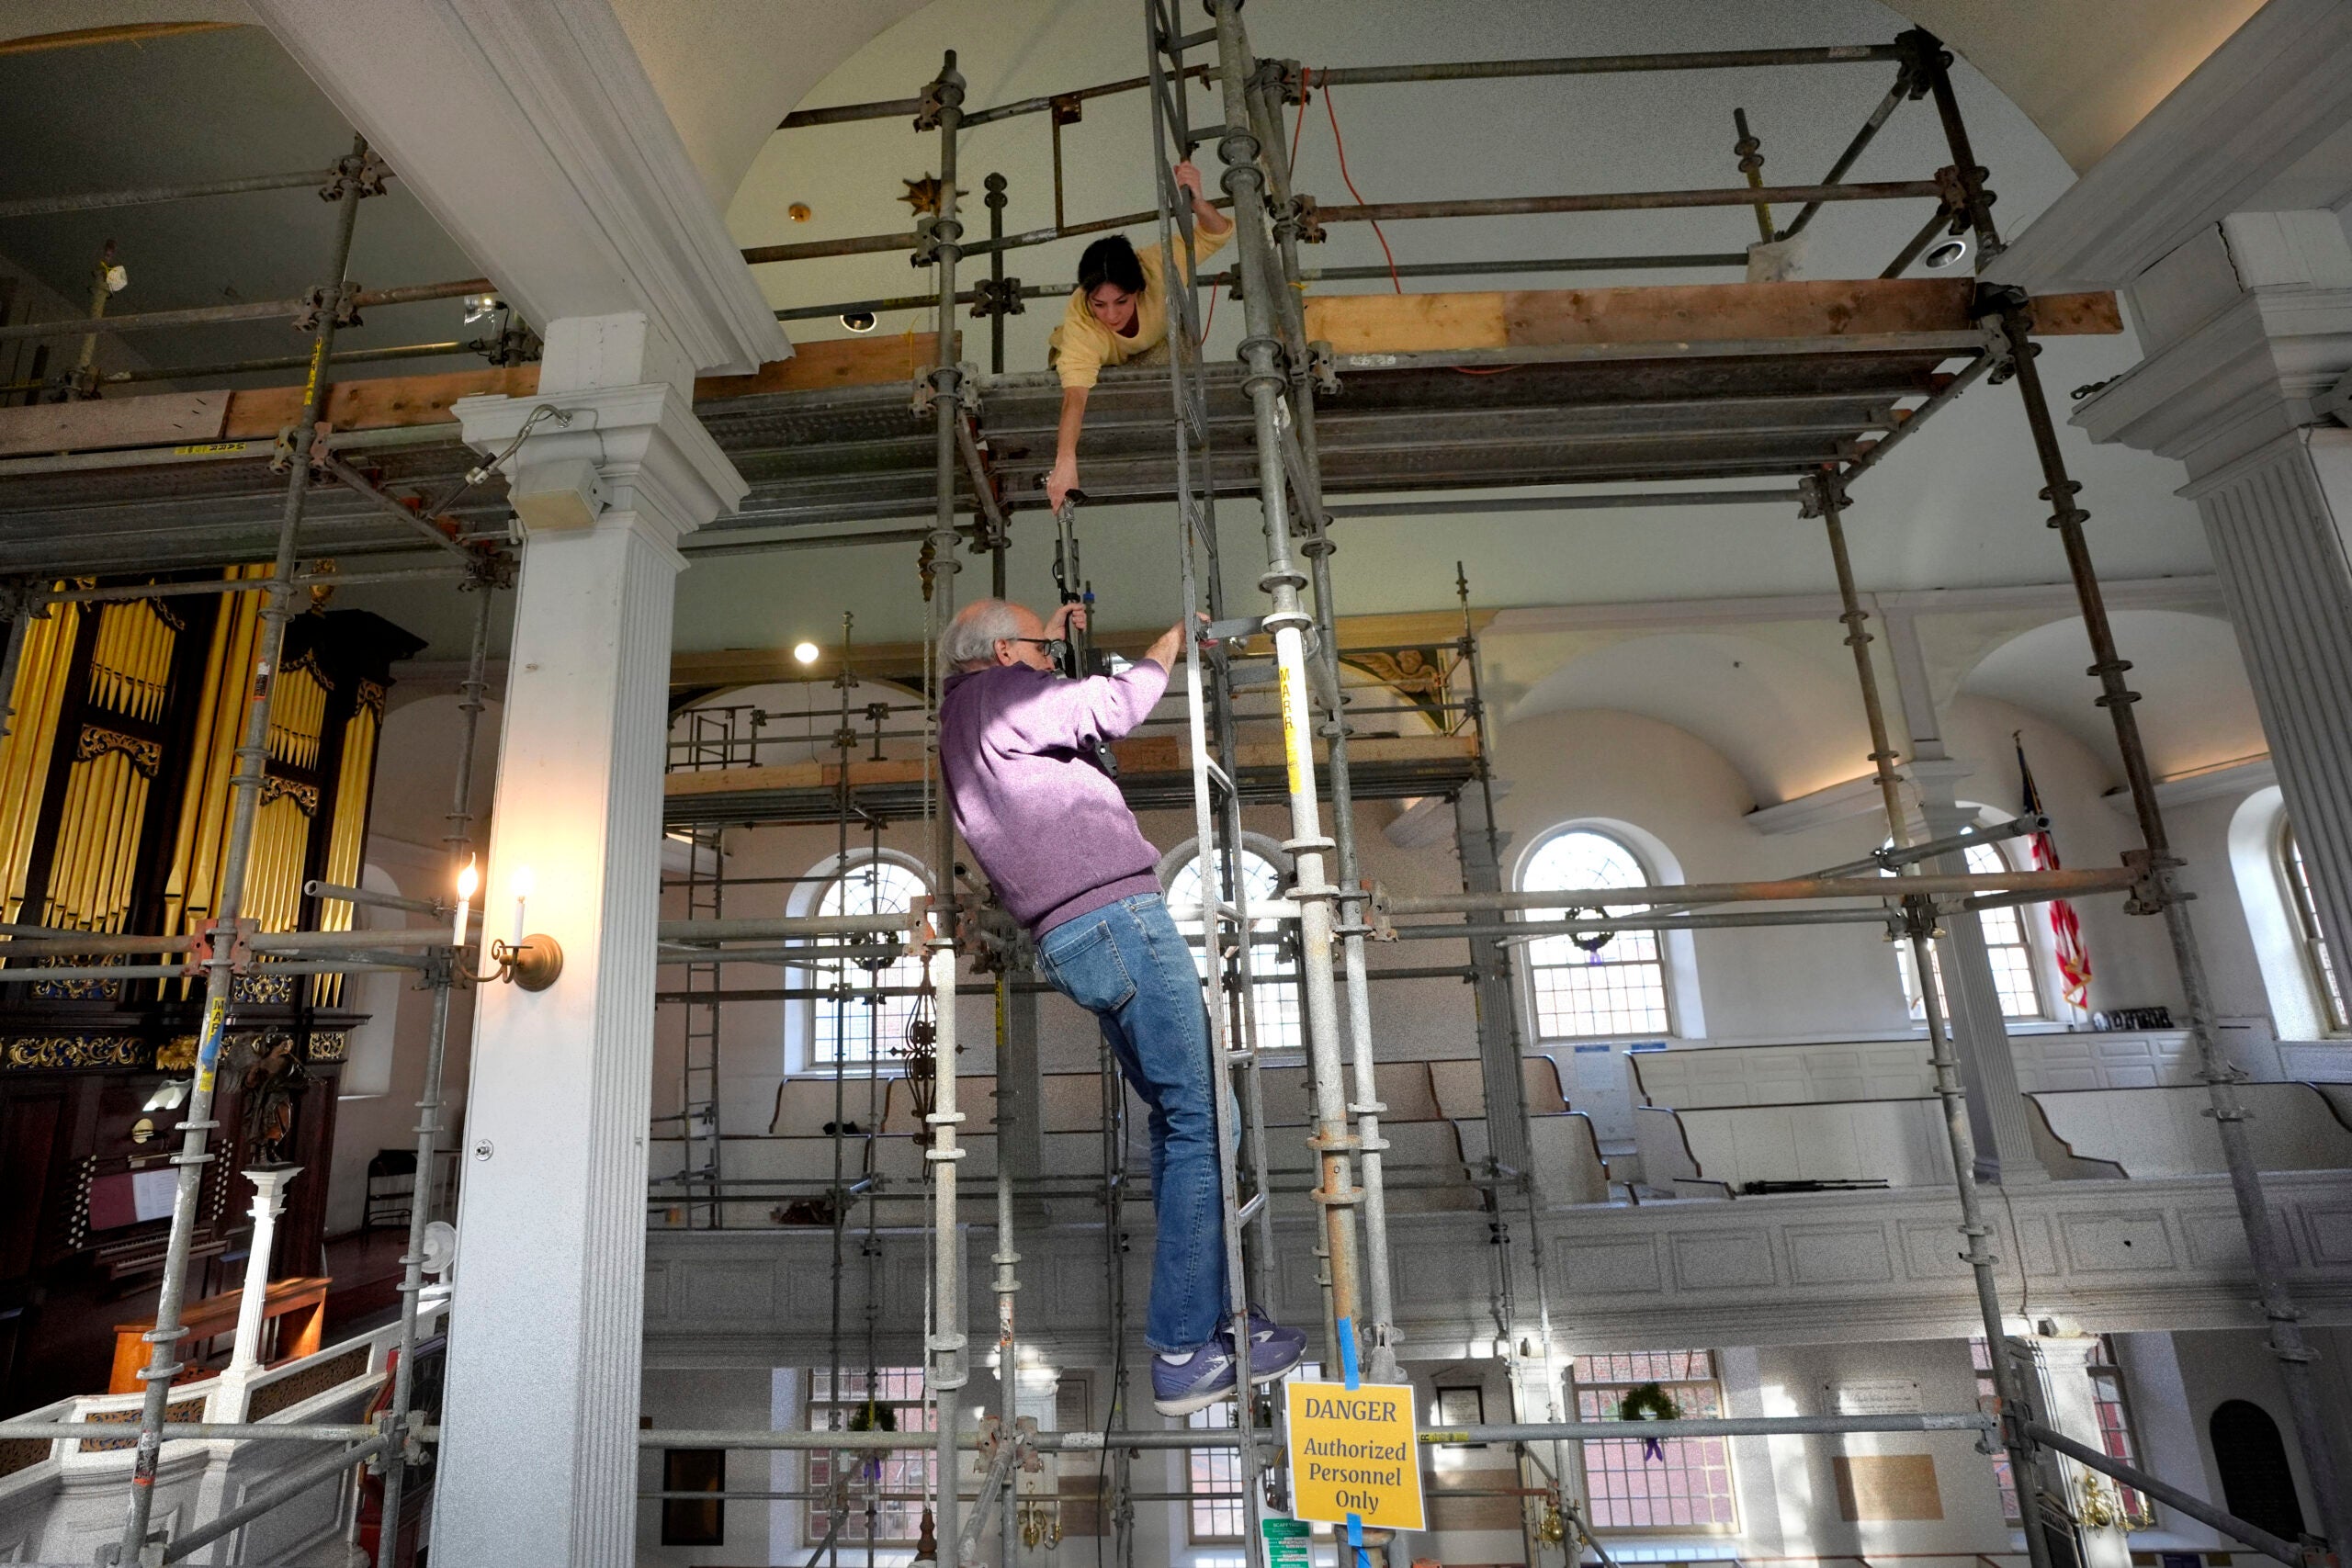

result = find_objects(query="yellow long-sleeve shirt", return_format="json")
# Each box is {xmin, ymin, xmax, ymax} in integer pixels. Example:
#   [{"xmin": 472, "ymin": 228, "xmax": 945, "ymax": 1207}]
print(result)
[{"xmin": 1048, "ymin": 220, "xmax": 1234, "ymax": 389}]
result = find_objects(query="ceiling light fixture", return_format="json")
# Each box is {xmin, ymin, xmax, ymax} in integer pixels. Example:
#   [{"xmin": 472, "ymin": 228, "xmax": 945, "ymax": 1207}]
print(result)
[
  {"xmin": 462, "ymin": 292, "xmax": 503, "ymax": 325},
  {"xmin": 1924, "ymin": 237, "xmax": 1971, "ymax": 271},
  {"xmin": 840, "ymin": 310, "xmax": 877, "ymax": 334},
  {"xmin": 793, "ymin": 640, "xmax": 822, "ymax": 664}
]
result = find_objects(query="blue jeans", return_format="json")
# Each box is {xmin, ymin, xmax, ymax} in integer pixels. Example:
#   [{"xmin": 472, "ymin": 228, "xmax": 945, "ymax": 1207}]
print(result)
[{"xmin": 1036, "ymin": 892, "xmax": 1227, "ymax": 1352}]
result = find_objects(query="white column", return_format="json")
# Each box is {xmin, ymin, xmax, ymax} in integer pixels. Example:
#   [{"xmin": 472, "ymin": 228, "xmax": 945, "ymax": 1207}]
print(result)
[
  {"xmin": 2012, "ymin": 1333, "xmax": 2134, "ymax": 1568},
  {"xmin": 432, "ymin": 313, "xmax": 746, "ymax": 1568},
  {"xmin": 2075, "ymin": 211, "xmax": 2352, "ymax": 1031},
  {"xmin": 204, "ymin": 1166, "xmax": 300, "ymax": 1425},
  {"xmin": 1884, "ymin": 615, "xmax": 2048, "ymax": 1184}
]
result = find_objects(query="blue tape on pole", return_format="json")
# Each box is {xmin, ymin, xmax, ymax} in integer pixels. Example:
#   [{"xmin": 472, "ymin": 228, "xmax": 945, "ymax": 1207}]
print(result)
[{"xmin": 1339, "ymin": 1319, "xmax": 1371, "ymax": 1568}]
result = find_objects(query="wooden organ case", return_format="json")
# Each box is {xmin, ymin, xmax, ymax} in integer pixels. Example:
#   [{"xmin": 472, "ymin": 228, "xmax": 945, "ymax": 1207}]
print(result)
[{"xmin": 0, "ymin": 570, "xmax": 422, "ymax": 1414}]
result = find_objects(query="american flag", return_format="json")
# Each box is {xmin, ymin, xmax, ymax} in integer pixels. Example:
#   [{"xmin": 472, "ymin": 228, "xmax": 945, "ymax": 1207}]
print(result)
[{"xmin": 2018, "ymin": 737, "xmax": 2091, "ymax": 1010}]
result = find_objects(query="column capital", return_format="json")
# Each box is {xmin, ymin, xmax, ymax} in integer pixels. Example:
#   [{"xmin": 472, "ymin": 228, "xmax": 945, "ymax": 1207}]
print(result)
[
  {"xmin": 2073, "ymin": 214, "xmax": 2352, "ymax": 478},
  {"xmin": 1905, "ymin": 755, "xmax": 1974, "ymax": 797},
  {"xmin": 455, "ymin": 380, "xmax": 748, "ymax": 553},
  {"xmin": 241, "ymin": 1164, "xmax": 300, "ymax": 1213}
]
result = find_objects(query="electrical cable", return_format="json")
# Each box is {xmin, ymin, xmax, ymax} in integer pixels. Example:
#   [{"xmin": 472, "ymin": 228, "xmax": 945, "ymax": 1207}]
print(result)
[
  {"xmin": 1312, "ymin": 65, "xmax": 1516, "ymax": 380},
  {"xmin": 1317, "ymin": 68, "xmax": 1399, "ymax": 294}
]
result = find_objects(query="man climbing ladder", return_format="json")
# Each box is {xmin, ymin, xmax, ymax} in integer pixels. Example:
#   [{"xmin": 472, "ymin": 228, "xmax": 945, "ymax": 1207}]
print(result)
[{"xmin": 938, "ymin": 595, "xmax": 1306, "ymax": 1414}]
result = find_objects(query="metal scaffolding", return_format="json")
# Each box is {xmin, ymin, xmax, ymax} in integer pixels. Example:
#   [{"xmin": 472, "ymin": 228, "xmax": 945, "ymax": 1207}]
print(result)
[{"xmin": 0, "ymin": 15, "xmax": 2335, "ymax": 1568}]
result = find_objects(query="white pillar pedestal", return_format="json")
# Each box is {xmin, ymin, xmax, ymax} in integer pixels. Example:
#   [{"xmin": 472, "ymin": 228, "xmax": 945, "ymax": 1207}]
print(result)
[
  {"xmin": 431, "ymin": 313, "xmax": 746, "ymax": 1568},
  {"xmin": 203, "ymin": 1165, "xmax": 300, "ymax": 1426}
]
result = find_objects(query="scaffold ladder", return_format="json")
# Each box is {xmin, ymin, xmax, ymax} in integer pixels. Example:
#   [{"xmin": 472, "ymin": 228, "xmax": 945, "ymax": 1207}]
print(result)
[
  {"xmin": 678, "ymin": 818, "xmax": 726, "ymax": 1227},
  {"xmin": 1147, "ymin": 2, "xmax": 1279, "ymax": 1558}
]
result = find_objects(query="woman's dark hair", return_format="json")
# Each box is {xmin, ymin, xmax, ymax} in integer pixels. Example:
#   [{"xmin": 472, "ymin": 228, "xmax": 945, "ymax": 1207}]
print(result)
[{"xmin": 1078, "ymin": 235, "xmax": 1147, "ymax": 296}]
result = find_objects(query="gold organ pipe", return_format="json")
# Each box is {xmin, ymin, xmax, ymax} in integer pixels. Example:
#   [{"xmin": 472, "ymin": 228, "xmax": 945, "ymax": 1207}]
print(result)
[
  {"xmin": 53, "ymin": 755, "xmax": 105, "ymax": 929},
  {"xmin": 161, "ymin": 602, "xmax": 225, "ymax": 936},
  {"xmin": 45, "ymin": 754, "xmax": 97, "ymax": 928},
  {"xmin": 82, "ymin": 752, "xmax": 129, "ymax": 930},
  {"xmin": 82, "ymin": 752, "xmax": 127, "ymax": 929},
  {"xmin": 38, "ymin": 761, "xmax": 81, "ymax": 927},
  {"xmin": 315, "ymin": 702, "xmax": 379, "ymax": 1007},
  {"xmin": 0, "ymin": 602, "xmax": 78, "ymax": 922},
  {"xmin": 179, "ymin": 580, "xmax": 263, "ymax": 940},
  {"xmin": 104, "ymin": 769, "xmax": 153, "ymax": 932},
  {"xmin": 82, "ymin": 751, "xmax": 122, "ymax": 926},
  {"xmin": 88, "ymin": 606, "xmax": 117, "ymax": 713}
]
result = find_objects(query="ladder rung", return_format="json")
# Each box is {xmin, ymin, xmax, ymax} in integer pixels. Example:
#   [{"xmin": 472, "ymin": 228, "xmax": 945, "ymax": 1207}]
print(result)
[
  {"xmin": 1235, "ymin": 1191, "xmax": 1266, "ymax": 1226},
  {"xmin": 1202, "ymin": 756, "xmax": 1236, "ymax": 795}
]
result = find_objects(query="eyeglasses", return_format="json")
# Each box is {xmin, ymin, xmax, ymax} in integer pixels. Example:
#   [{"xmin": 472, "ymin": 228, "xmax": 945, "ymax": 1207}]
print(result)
[{"xmin": 1003, "ymin": 637, "xmax": 1069, "ymax": 659}]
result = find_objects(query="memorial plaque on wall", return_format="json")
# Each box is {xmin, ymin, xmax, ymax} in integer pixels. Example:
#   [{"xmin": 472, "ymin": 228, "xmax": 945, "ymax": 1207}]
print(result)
[{"xmin": 1833, "ymin": 1454, "xmax": 1943, "ymax": 1521}]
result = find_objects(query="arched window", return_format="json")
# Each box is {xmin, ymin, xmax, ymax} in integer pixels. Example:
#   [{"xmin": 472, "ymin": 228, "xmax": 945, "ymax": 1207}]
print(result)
[
  {"xmin": 2276, "ymin": 821, "xmax": 2346, "ymax": 1033},
  {"xmin": 2209, "ymin": 1400, "xmax": 2306, "ymax": 1541},
  {"xmin": 1894, "ymin": 841, "xmax": 2045, "ymax": 1022},
  {"xmin": 1164, "ymin": 840, "xmax": 1301, "ymax": 1055},
  {"xmin": 1518, "ymin": 828, "xmax": 1670, "ymax": 1039},
  {"xmin": 797, "ymin": 855, "xmax": 929, "ymax": 1068}
]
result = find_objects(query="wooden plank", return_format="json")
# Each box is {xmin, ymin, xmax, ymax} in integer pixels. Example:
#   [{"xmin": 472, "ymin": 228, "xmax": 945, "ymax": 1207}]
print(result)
[
  {"xmin": 2027, "ymin": 290, "xmax": 2123, "ymax": 333},
  {"xmin": 1503, "ymin": 279, "xmax": 1977, "ymax": 345},
  {"xmin": 664, "ymin": 762, "xmax": 823, "ymax": 797},
  {"xmin": 215, "ymin": 333, "xmax": 936, "ymax": 442},
  {"xmin": 224, "ymin": 366, "xmax": 540, "ymax": 438},
  {"xmin": 1109, "ymin": 735, "xmax": 1182, "ymax": 773},
  {"xmin": 1303, "ymin": 279, "xmax": 2122, "ymax": 355},
  {"xmin": 1304, "ymin": 291, "xmax": 1508, "ymax": 354},
  {"xmin": 0, "ymin": 389, "xmax": 227, "ymax": 457},
  {"xmin": 695, "ymin": 333, "xmax": 944, "ymax": 400}
]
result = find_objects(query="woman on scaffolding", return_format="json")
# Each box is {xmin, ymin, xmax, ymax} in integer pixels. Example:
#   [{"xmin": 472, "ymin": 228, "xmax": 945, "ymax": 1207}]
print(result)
[{"xmin": 1043, "ymin": 159, "xmax": 1233, "ymax": 513}]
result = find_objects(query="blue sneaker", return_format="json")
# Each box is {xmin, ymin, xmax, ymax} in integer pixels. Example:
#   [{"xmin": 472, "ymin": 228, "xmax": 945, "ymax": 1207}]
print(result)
[
  {"xmin": 1153, "ymin": 1339, "xmax": 1240, "ymax": 1416},
  {"xmin": 1239, "ymin": 1306, "xmax": 1306, "ymax": 1382}
]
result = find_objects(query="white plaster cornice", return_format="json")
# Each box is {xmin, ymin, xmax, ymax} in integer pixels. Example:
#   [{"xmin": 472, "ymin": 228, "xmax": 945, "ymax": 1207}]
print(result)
[
  {"xmin": 248, "ymin": 0, "xmax": 787, "ymax": 376},
  {"xmin": 456, "ymin": 382, "xmax": 749, "ymax": 550},
  {"xmin": 1485, "ymin": 576, "xmax": 2223, "ymax": 637},
  {"xmin": 1983, "ymin": 0, "xmax": 2352, "ymax": 294},
  {"xmin": 2071, "ymin": 287, "xmax": 2352, "ymax": 477},
  {"xmin": 2101, "ymin": 752, "xmax": 2276, "ymax": 815},
  {"xmin": 1744, "ymin": 773, "xmax": 1891, "ymax": 837}
]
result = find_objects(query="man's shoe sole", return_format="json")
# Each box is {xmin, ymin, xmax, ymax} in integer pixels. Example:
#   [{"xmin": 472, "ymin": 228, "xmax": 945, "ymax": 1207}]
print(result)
[{"xmin": 1154, "ymin": 1383, "xmax": 1236, "ymax": 1417}]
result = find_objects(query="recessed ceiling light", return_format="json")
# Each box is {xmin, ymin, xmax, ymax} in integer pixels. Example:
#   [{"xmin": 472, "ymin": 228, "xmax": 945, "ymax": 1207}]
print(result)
[
  {"xmin": 1924, "ymin": 237, "xmax": 1971, "ymax": 271},
  {"xmin": 840, "ymin": 310, "xmax": 877, "ymax": 334},
  {"xmin": 793, "ymin": 640, "xmax": 822, "ymax": 664}
]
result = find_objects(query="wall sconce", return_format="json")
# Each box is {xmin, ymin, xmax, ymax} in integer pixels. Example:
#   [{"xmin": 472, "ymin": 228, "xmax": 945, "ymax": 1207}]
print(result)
[
  {"xmin": 481, "ymin": 932, "xmax": 564, "ymax": 991},
  {"xmin": 455, "ymin": 858, "xmax": 563, "ymax": 991}
]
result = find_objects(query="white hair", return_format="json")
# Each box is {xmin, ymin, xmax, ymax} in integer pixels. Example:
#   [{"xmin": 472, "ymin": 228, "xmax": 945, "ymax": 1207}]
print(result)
[{"xmin": 944, "ymin": 599, "xmax": 1029, "ymax": 670}]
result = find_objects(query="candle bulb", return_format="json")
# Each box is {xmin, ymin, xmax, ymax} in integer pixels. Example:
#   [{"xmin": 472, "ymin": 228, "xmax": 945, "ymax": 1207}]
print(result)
[
  {"xmin": 454, "ymin": 857, "xmax": 478, "ymax": 953},
  {"xmin": 510, "ymin": 864, "xmax": 534, "ymax": 950}
]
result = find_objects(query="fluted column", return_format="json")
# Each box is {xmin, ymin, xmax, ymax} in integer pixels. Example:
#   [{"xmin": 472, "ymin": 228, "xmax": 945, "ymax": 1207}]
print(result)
[
  {"xmin": 432, "ymin": 315, "xmax": 746, "ymax": 1568},
  {"xmin": 1883, "ymin": 615, "xmax": 2048, "ymax": 1184},
  {"xmin": 2075, "ymin": 211, "xmax": 2352, "ymax": 1033},
  {"xmin": 2191, "ymin": 433, "xmax": 2352, "ymax": 1013}
]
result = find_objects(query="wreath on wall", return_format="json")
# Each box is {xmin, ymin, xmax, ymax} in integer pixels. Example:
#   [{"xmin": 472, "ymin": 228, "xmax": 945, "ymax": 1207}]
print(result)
[{"xmin": 1618, "ymin": 1382, "xmax": 1679, "ymax": 1461}]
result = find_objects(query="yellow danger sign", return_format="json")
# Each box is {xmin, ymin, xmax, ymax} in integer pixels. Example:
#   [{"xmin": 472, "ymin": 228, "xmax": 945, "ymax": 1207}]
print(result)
[{"xmin": 1283, "ymin": 1380, "xmax": 1424, "ymax": 1530}]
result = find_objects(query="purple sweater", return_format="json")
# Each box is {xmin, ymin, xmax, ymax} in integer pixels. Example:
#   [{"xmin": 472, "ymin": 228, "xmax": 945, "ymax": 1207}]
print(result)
[{"xmin": 940, "ymin": 659, "xmax": 1170, "ymax": 935}]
